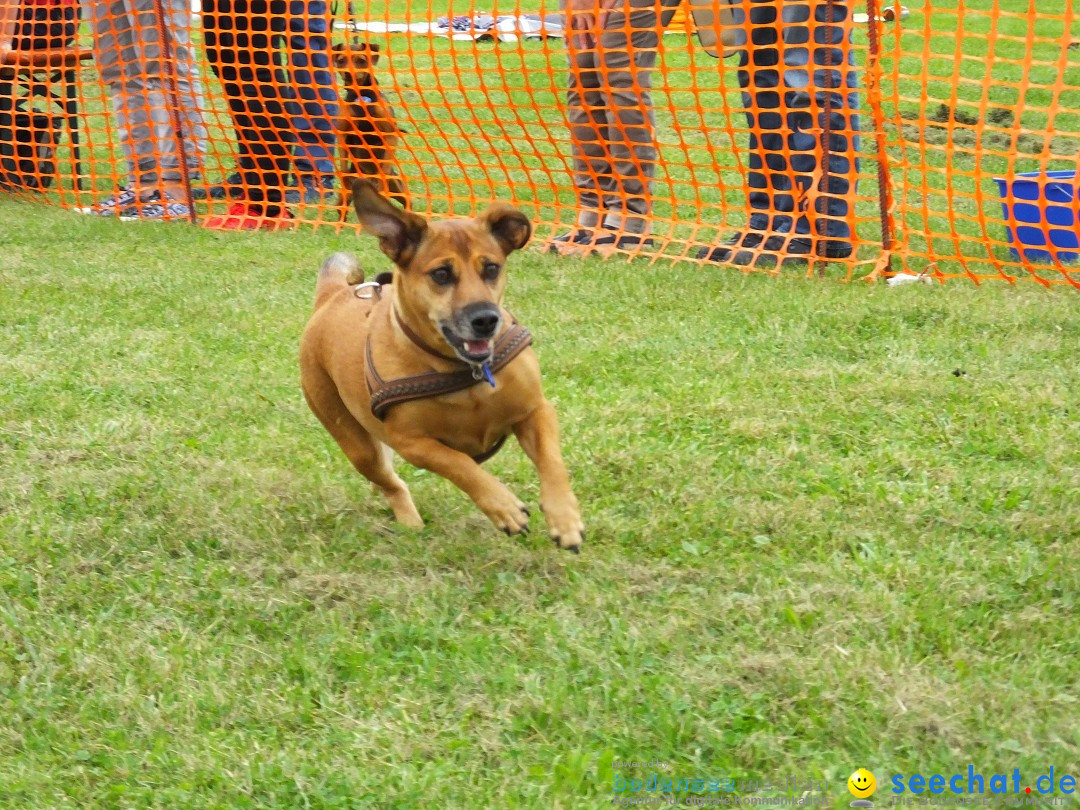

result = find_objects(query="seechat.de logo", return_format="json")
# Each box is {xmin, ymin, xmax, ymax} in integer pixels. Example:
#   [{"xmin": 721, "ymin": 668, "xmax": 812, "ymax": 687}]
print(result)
[
  {"xmin": 890, "ymin": 767, "xmax": 1078, "ymax": 796},
  {"xmin": 849, "ymin": 768, "xmax": 877, "ymax": 808}
]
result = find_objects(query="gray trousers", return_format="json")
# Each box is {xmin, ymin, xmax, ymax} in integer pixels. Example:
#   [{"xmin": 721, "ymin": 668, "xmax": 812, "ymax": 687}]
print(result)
[
  {"xmin": 81, "ymin": 0, "xmax": 207, "ymax": 186},
  {"xmin": 561, "ymin": 0, "xmax": 681, "ymax": 235}
]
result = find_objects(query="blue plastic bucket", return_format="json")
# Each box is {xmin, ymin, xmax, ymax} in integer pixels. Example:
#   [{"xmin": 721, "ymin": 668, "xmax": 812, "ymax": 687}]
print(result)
[{"xmin": 993, "ymin": 170, "xmax": 1080, "ymax": 263}]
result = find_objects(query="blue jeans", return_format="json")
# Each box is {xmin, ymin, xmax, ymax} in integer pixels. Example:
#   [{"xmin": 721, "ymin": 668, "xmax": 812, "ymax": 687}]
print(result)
[
  {"xmin": 287, "ymin": 0, "xmax": 338, "ymax": 177},
  {"xmin": 738, "ymin": 0, "xmax": 860, "ymax": 242}
]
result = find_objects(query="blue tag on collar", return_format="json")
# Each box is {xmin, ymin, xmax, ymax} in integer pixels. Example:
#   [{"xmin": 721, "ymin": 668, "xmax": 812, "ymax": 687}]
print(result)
[
  {"xmin": 360, "ymin": 91, "xmax": 378, "ymax": 103},
  {"xmin": 482, "ymin": 364, "xmax": 495, "ymax": 387}
]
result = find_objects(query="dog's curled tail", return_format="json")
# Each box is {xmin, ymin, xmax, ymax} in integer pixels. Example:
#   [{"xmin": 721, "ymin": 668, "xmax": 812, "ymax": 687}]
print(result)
[{"xmin": 315, "ymin": 252, "xmax": 364, "ymax": 307}]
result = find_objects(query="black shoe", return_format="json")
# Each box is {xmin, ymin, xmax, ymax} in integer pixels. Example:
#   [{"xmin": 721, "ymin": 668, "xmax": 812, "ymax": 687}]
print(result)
[
  {"xmin": 820, "ymin": 239, "xmax": 853, "ymax": 260},
  {"xmin": 546, "ymin": 226, "xmax": 654, "ymax": 255},
  {"xmin": 697, "ymin": 230, "xmax": 852, "ymax": 265},
  {"xmin": 284, "ymin": 174, "xmax": 300, "ymax": 204},
  {"xmin": 619, "ymin": 234, "xmax": 654, "ymax": 250},
  {"xmin": 782, "ymin": 237, "xmax": 853, "ymax": 260},
  {"xmin": 696, "ymin": 229, "xmax": 767, "ymax": 265},
  {"xmin": 590, "ymin": 230, "xmax": 655, "ymax": 253},
  {"xmin": 190, "ymin": 172, "xmax": 245, "ymax": 201},
  {"xmin": 286, "ymin": 175, "xmax": 336, "ymax": 205},
  {"xmin": 546, "ymin": 227, "xmax": 597, "ymax": 253}
]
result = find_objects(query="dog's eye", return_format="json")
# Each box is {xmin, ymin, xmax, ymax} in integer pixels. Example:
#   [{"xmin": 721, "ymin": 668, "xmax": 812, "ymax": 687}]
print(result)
[
  {"xmin": 429, "ymin": 266, "xmax": 455, "ymax": 287},
  {"xmin": 481, "ymin": 262, "xmax": 501, "ymax": 282}
]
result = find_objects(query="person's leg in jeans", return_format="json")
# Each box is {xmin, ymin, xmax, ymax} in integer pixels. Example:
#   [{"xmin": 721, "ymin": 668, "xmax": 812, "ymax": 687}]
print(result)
[
  {"xmin": 596, "ymin": 0, "xmax": 680, "ymax": 242},
  {"xmin": 78, "ymin": 0, "xmax": 206, "ymax": 217},
  {"xmin": 156, "ymin": 0, "xmax": 208, "ymax": 193},
  {"xmin": 700, "ymin": 0, "xmax": 860, "ymax": 264},
  {"xmin": 285, "ymin": 0, "xmax": 338, "ymax": 203},
  {"xmin": 801, "ymin": 0, "xmax": 860, "ymax": 255},
  {"xmin": 550, "ymin": 0, "xmax": 615, "ymax": 251},
  {"xmin": 202, "ymin": 0, "xmax": 295, "ymax": 225},
  {"xmin": 118, "ymin": 0, "xmax": 207, "ymax": 217},
  {"xmin": 78, "ymin": 0, "xmax": 145, "ymax": 211},
  {"xmin": 550, "ymin": 0, "xmax": 678, "ymax": 254},
  {"xmin": 194, "ymin": 0, "xmax": 251, "ymax": 198}
]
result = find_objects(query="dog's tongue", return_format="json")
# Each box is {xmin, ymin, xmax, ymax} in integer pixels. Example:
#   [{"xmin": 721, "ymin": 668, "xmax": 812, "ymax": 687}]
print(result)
[{"xmin": 465, "ymin": 339, "xmax": 491, "ymax": 356}]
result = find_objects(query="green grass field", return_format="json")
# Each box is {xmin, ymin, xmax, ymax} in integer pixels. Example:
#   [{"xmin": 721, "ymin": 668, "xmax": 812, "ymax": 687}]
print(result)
[{"xmin": 1, "ymin": 197, "xmax": 1078, "ymax": 808}]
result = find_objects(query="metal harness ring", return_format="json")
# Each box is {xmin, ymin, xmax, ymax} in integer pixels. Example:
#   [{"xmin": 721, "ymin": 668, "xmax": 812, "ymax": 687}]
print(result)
[{"xmin": 353, "ymin": 281, "xmax": 381, "ymax": 299}]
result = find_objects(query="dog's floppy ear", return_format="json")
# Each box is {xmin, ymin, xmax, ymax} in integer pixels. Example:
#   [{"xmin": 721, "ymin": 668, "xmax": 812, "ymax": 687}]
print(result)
[
  {"xmin": 479, "ymin": 203, "xmax": 532, "ymax": 255},
  {"xmin": 364, "ymin": 41, "xmax": 381, "ymax": 66},
  {"xmin": 352, "ymin": 180, "xmax": 427, "ymax": 266}
]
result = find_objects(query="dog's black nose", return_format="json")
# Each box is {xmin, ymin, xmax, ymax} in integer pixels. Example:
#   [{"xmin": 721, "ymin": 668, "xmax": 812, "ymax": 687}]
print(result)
[{"xmin": 469, "ymin": 309, "xmax": 500, "ymax": 338}]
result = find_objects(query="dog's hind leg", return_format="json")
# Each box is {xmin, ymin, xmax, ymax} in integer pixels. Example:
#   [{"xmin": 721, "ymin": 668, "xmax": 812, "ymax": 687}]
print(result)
[{"xmin": 301, "ymin": 364, "xmax": 424, "ymax": 528}]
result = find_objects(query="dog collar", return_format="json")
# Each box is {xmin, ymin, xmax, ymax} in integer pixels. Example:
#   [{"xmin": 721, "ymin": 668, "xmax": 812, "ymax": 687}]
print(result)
[
  {"xmin": 353, "ymin": 287, "xmax": 533, "ymax": 462},
  {"xmin": 365, "ymin": 321, "xmax": 533, "ymax": 419},
  {"xmin": 391, "ymin": 305, "xmax": 501, "ymax": 387},
  {"xmin": 365, "ymin": 302, "xmax": 533, "ymax": 419},
  {"xmin": 355, "ymin": 276, "xmax": 532, "ymax": 437}
]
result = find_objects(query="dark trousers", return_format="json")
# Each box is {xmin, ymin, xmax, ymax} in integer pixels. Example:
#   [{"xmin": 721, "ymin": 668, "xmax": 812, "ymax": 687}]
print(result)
[
  {"xmin": 738, "ymin": 0, "xmax": 860, "ymax": 242},
  {"xmin": 201, "ymin": 0, "xmax": 293, "ymax": 206},
  {"xmin": 287, "ymin": 0, "xmax": 338, "ymax": 177},
  {"xmin": 9, "ymin": 3, "xmax": 79, "ymax": 51},
  {"xmin": 0, "ymin": 3, "xmax": 80, "ymax": 189}
]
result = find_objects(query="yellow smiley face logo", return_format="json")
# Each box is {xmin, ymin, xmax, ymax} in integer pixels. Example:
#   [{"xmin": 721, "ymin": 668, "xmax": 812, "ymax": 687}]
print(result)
[{"xmin": 848, "ymin": 769, "xmax": 876, "ymax": 798}]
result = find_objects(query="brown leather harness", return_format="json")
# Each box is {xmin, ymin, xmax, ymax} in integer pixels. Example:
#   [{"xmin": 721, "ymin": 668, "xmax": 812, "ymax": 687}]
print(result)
[{"xmin": 356, "ymin": 276, "xmax": 533, "ymax": 463}]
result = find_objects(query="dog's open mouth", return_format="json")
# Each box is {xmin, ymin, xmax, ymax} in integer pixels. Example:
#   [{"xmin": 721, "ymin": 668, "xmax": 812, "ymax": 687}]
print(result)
[{"xmin": 441, "ymin": 328, "xmax": 494, "ymax": 363}]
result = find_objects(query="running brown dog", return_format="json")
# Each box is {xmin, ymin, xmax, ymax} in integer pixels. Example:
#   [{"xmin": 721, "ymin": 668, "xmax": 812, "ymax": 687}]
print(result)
[
  {"xmin": 299, "ymin": 182, "xmax": 584, "ymax": 551},
  {"xmin": 332, "ymin": 41, "xmax": 409, "ymax": 214}
]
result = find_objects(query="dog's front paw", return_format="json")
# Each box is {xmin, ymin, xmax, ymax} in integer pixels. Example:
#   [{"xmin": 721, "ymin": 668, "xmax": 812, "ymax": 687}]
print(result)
[
  {"xmin": 478, "ymin": 484, "xmax": 531, "ymax": 536},
  {"xmin": 543, "ymin": 497, "xmax": 584, "ymax": 553}
]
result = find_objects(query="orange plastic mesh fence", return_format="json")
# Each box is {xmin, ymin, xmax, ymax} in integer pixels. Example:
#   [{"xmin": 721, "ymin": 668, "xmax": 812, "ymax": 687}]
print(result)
[{"xmin": 1, "ymin": 0, "xmax": 1078, "ymax": 287}]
